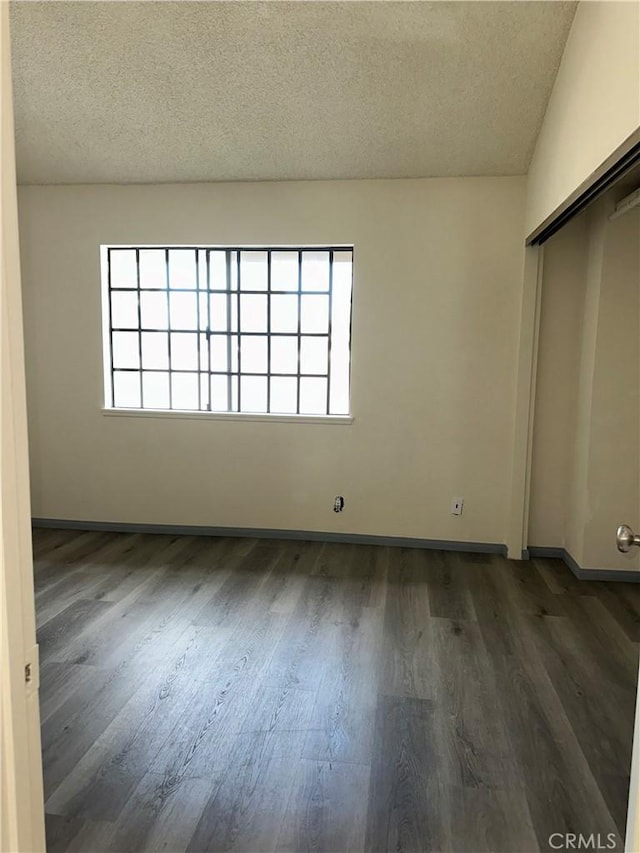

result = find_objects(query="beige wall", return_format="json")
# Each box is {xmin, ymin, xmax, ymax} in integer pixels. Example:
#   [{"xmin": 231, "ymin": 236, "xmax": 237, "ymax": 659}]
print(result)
[
  {"xmin": 526, "ymin": 1, "xmax": 640, "ymax": 237},
  {"xmin": 18, "ymin": 178, "xmax": 526, "ymax": 544},
  {"xmin": 529, "ymin": 196, "xmax": 640, "ymax": 573}
]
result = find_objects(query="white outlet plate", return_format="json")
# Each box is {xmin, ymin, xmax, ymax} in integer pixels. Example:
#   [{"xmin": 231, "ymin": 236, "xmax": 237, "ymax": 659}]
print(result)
[{"xmin": 451, "ymin": 497, "xmax": 464, "ymax": 516}]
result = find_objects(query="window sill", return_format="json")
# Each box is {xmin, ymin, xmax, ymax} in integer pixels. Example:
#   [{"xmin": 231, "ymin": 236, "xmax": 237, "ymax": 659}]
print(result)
[{"xmin": 102, "ymin": 407, "xmax": 353, "ymax": 425}]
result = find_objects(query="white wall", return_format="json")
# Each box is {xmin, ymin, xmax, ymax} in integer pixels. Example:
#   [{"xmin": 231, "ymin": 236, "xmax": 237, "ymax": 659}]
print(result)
[
  {"xmin": 526, "ymin": 1, "xmax": 640, "ymax": 237},
  {"xmin": 18, "ymin": 178, "xmax": 526, "ymax": 544}
]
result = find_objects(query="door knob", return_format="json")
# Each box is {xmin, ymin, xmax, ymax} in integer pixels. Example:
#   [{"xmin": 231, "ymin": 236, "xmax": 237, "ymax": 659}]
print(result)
[{"xmin": 616, "ymin": 524, "xmax": 640, "ymax": 553}]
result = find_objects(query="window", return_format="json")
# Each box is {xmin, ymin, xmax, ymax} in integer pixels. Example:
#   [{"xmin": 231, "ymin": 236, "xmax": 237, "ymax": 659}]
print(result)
[{"xmin": 102, "ymin": 246, "xmax": 353, "ymax": 417}]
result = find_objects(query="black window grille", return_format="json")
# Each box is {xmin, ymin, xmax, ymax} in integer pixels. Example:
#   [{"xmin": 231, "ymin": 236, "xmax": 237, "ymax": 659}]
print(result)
[{"xmin": 104, "ymin": 246, "xmax": 353, "ymax": 416}]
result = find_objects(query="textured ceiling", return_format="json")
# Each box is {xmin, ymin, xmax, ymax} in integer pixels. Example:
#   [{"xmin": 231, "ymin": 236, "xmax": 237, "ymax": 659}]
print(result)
[{"xmin": 10, "ymin": 1, "xmax": 576, "ymax": 185}]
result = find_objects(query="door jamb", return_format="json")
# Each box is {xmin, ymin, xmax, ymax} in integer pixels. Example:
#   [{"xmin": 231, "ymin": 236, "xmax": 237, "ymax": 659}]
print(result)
[
  {"xmin": 506, "ymin": 243, "xmax": 544, "ymax": 560},
  {"xmin": 0, "ymin": 4, "xmax": 46, "ymax": 850}
]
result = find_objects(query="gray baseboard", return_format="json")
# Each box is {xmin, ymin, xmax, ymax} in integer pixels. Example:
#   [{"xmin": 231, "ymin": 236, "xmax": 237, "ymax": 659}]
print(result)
[
  {"xmin": 528, "ymin": 546, "xmax": 565, "ymax": 560},
  {"xmin": 33, "ymin": 518, "xmax": 639, "ymax": 581},
  {"xmin": 31, "ymin": 517, "xmax": 507, "ymax": 556},
  {"xmin": 529, "ymin": 545, "xmax": 640, "ymax": 583}
]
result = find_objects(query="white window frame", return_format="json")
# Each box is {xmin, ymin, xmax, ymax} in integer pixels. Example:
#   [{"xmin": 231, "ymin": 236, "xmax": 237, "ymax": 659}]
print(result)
[{"xmin": 100, "ymin": 245, "xmax": 354, "ymax": 423}]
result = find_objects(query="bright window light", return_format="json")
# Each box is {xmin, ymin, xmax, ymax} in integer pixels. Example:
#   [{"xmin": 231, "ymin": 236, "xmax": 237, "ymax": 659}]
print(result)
[{"xmin": 102, "ymin": 246, "xmax": 353, "ymax": 416}]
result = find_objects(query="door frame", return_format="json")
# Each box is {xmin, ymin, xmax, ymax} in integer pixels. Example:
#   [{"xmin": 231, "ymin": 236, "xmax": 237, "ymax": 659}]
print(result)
[
  {"xmin": 0, "ymin": 3, "xmax": 46, "ymax": 850},
  {"xmin": 506, "ymin": 243, "xmax": 544, "ymax": 560}
]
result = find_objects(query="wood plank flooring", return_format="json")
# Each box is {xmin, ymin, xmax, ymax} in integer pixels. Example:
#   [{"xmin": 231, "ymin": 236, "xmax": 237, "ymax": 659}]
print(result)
[{"xmin": 34, "ymin": 530, "xmax": 639, "ymax": 853}]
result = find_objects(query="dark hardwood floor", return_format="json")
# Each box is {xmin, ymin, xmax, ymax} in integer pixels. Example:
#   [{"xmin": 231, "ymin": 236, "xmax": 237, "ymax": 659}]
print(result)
[{"xmin": 34, "ymin": 529, "xmax": 639, "ymax": 853}]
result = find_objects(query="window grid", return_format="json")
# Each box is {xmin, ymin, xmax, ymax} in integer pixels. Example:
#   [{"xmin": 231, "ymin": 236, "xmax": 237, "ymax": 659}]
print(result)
[
  {"xmin": 267, "ymin": 252, "xmax": 272, "ymax": 415},
  {"xmin": 238, "ymin": 252, "xmax": 242, "ymax": 412},
  {"xmin": 195, "ymin": 249, "xmax": 202, "ymax": 411},
  {"xmin": 225, "ymin": 253, "xmax": 233, "ymax": 410},
  {"xmin": 296, "ymin": 251, "xmax": 302, "ymax": 415},
  {"xmin": 165, "ymin": 248, "xmax": 173, "ymax": 409},
  {"xmin": 135, "ymin": 248, "xmax": 143, "ymax": 407},
  {"xmin": 105, "ymin": 246, "xmax": 353, "ymax": 416},
  {"xmin": 327, "ymin": 249, "xmax": 334, "ymax": 414}
]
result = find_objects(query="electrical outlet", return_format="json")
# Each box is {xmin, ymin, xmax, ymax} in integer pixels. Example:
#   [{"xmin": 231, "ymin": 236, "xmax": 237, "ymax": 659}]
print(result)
[
  {"xmin": 333, "ymin": 496, "xmax": 345, "ymax": 513},
  {"xmin": 451, "ymin": 497, "xmax": 464, "ymax": 516}
]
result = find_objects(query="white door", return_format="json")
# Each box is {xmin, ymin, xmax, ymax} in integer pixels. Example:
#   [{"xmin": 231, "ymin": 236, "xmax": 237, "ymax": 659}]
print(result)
[
  {"xmin": 625, "ymin": 684, "xmax": 640, "ymax": 852},
  {"xmin": 616, "ymin": 523, "xmax": 640, "ymax": 851},
  {"xmin": 0, "ymin": 4, "xmax": 46, "ymax": 851}
]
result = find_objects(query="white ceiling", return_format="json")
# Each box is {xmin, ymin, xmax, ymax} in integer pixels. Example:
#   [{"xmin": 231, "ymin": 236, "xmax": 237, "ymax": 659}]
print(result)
[{"xmin": 9, "ymin": 1, "xmax": 576, "ymax": 185}]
